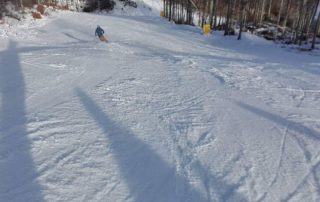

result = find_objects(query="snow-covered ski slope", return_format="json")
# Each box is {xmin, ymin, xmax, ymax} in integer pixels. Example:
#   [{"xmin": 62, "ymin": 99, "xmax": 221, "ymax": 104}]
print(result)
[{"xmin": 1, "ymin": 11, "xmax": 320, "ymax": 202}]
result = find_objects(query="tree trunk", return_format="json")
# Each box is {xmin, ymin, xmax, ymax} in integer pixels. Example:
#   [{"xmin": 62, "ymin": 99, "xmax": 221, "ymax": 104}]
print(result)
[
  {"xmin": 213, "ymin": 0, "xmax": 219, "ymax": 29},
  {"xmin": 267, "ymin": 0, "xmax": 272, "ymax": 20},
  {"xmin": 238, "ymin": 1, "xmax": 247, "ymax": 40},
  {"xmin": 209, "ymin": 0, "xmax": 215, "ymax": 28},
  {"xmin": 169, "ymin": 0, "xmax": 172, "ymax": 21},
  {"xmin": 277, "ymin": 0, "xmax": 284, "ymax": 26},
  {"xmin": 298, "ymin": 0, "xmax": 307, "ymax": 46},
  {"xmin": 311, "ymin": 0, "xmax": 320, "ymax": 49},
  {"xmin": 224, "ymin": 0, "xmax": 232, "ymax": 36},
  {"xmin": 283, "ymin": 0, "xmax": 291, "ymax": 27},
  {"xmin": 260, "ymin": 0, "xmax": 266, "ymax": 23}
]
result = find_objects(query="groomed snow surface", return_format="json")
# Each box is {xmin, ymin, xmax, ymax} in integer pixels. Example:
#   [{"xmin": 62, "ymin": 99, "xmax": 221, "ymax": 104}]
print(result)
[{"xmin": 1, "ymin": 11, "xmax": 320, "ymax": 202}]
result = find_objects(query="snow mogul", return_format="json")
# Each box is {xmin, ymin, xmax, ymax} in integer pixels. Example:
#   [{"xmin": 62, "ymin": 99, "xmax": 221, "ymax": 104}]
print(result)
[{"xmin": 95, "ymin": 25, "xmax": 108, "ymax": 42}]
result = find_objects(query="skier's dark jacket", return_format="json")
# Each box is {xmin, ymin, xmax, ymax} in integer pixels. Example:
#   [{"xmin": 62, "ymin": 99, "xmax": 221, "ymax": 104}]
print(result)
[{"xmin": 95, "ymin": 26, "xmax": 104, "ymax": 37}]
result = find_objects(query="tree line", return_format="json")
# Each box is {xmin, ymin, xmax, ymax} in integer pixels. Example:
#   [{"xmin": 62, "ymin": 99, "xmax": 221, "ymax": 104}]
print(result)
[
  {"xmin": 0, "ymin": 0, "xmax": 134, "ymax": 17},
  {"xmin": 0, "ymin": 0, "xmax": 83, "ymax": 17},
  {"xmin": 163, "ymin": 0, "xmax": 320, "ymax": 49},
  {"xmin": 0, "ymin": 0, "xmax": 81, "ymax": 8}
]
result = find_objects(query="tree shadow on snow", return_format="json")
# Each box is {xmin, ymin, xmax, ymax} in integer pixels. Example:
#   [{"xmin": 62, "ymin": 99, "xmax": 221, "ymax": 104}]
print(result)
[
  {"xmin": 236, "ymin": 101, "xmax": 320, "ymax": 201},
  {"xmin": 0, "ymin": 41, "xmax": 44, "ymax": 201},
  {"xmin": 76, "ymin": 88, "xmax": 248, "ymax": 202},
  {"xmin": 236, "ymin": 101, "xmax": 320, "ymax": 142}
]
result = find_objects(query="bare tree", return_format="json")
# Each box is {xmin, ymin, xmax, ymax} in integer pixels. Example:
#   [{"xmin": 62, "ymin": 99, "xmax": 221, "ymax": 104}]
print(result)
[
  {"xmin": 277, "ymin": 0, "xmax": 284, "ymax": 26},
  {"xmin": 224, "ymin": 0, "xmax": 232, "ymax": 35},
  {"xmin": 260, "ymin": 0, "xmax": 266, "ymax": 23},
  {"xmin": 238, "ymin": 0, "xmax": 248, "ymax": 39},
  {"xmin": 311, "ymin": 0, "xmax": 320, "ymax": 49},
  {"xmin": 160, "ymin": 0, "xmax": 320, "ymax": 48}
]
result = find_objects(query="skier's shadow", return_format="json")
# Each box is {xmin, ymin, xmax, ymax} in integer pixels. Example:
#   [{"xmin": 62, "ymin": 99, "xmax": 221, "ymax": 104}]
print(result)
[
  {"xmin": 76, "ymin": 89, "xmax": 248, "ymax": 202},
  {"xmin": 0, "ymin": 41, "xmax": 43, "ymax": 201}
]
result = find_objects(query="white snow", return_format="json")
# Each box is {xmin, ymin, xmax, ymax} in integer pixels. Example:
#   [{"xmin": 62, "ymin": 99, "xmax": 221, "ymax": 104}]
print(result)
[{"xmin": 1, "ymin": 9, "xmax": 320, "ymax": 202}]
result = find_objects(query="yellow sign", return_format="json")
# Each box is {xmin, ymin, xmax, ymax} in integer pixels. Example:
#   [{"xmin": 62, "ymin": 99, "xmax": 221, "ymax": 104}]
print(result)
[
  {"xmin": 160, "ymin": 11, "xmax": 165, "ymax": 17},
  {"xmin": 202, "ymin": 24, "xmax": 210, "ymax": 35}
]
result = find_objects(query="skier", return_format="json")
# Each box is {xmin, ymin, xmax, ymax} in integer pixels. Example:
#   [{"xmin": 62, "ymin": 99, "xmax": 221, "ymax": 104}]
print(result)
[{"xmin": 95, "ymin": 25, "xmax": 108, "ymax": 42}]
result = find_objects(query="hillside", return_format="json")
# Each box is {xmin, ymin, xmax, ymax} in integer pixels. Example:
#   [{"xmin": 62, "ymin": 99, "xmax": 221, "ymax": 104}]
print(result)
[{"xmin": 1, "ymin": 7, "xmax": 320, "ymax": 202}]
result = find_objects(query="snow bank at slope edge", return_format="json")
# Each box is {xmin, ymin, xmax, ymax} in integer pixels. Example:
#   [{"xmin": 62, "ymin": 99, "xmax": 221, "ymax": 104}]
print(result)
[{"xmin": 109, "ymin": 0, "xmax": 162, "ymax": 16}]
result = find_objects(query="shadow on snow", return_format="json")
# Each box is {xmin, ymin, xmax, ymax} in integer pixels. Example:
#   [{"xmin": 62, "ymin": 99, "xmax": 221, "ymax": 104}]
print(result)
[
  {"xmin": 236, "ymin": 101, "xmax": 320, "ymax": 142},
  {"xmin": 236, "ymin": 101, "xmax": 320, "ymax": 201},
  {"xmin": 76, "ymin": 88, "xmax": 248, "ymax": 202},
  {"xmin": 0, "ymin": 41, "xmax": 43, "ymax": 201}
]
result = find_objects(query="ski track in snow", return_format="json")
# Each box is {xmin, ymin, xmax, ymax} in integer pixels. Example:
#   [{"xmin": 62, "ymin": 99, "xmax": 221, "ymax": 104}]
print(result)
[{"xmin": 1, "ymin": 11, "xmax": 320, "ymax": 202}]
